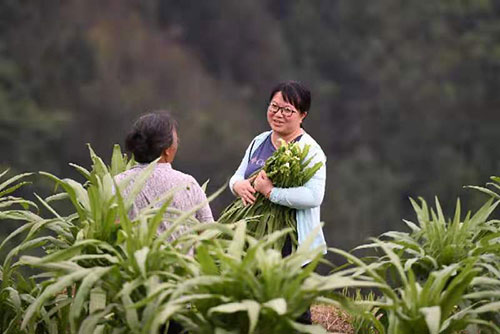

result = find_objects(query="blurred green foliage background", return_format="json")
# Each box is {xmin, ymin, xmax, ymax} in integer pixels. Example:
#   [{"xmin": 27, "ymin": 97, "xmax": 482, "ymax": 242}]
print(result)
[{"xmin": 1, "ymin": 0, "xmax": 499, "ymax": 254}]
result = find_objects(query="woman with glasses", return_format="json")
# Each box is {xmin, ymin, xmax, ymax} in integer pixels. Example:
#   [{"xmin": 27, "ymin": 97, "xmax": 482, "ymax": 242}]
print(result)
[{"xmin": 228, "ymin": 80, "xmax": 327, "ymax": 324}]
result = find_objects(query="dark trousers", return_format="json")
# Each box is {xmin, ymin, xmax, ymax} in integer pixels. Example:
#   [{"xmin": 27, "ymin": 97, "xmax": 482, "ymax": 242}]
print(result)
[
  {"xmin": 160, "ymin": 320, "xmax": 184, "ymax": 334},
  {"xmin": 281, "ymin": 235, "xmax": 312, "ymax": 325}
]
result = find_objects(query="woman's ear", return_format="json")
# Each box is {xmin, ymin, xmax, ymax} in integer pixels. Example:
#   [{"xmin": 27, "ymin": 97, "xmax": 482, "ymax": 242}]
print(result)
[
  {"xmin": 301, "ymin": 112, "xmax": 308, "ymax": 122},
  {"xmin": 164, "ymin": 148, "xmax": 170, "ymax": 158},
  {"xmin": 161, "ymin": 144, "xmax": 177, "ymax": 163}
]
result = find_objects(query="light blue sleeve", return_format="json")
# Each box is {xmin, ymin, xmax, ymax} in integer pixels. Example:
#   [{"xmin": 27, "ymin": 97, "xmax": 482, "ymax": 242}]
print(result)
[
  {"xmin": 269, "ymin": 146, "xmax": 326, "ymax": 210},
  {"xmin": 228, "ymin": 139, "xmax": 255, "ymax": 195}
]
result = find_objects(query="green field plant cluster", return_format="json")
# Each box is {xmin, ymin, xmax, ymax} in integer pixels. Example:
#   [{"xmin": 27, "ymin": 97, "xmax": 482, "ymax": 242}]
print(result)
[
  {"xmin": 329, "ymin": 176, "xmax": 500, "ymax": 334},
  {"xmin": 0, "ymin": 145, "xmax": 345, "ymax": 334},
  {"xmin": 0, "ymin": 146, "xmax": 498, "ymax": 334}
]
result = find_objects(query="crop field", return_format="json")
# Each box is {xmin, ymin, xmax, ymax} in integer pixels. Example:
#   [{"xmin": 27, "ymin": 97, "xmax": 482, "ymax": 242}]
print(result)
[{"xmin": 0, "ymin": 146, "xmax": 499, "ymax": 334}]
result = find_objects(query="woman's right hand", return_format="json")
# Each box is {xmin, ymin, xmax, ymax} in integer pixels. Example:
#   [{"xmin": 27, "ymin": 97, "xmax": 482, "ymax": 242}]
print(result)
[{"xmin": 233, "ymin": 179, "xmax": 256, "ymax": 206}]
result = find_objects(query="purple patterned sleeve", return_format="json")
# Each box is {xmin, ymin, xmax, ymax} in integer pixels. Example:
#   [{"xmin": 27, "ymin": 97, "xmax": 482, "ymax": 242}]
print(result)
[
  {"xmin": 115, "ymin": 163, "xmax": 214, "ymax": 237},
  {"xmin": 191, "ymin": 182, "xmax": 214, "ymax": 223}
]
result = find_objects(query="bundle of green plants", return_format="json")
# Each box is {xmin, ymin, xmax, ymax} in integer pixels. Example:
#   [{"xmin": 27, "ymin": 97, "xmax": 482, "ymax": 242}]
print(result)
[{"xmin": 219, "ymin": 141, "xmax": 322, "ymax": 250}]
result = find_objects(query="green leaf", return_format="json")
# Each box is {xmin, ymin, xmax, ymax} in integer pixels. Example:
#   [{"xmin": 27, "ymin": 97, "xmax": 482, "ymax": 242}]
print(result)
[
  {"xmin": 200, "ymin": 179, "xmax": 210, "ymax": 193},
  {"xmin": 34, "ymin": 239, "xmax": 112, "ymax": 264},
  {"xmin": 88, "ymin": 144, "xmax": 109, "ymax": 177},
  {"xmin": 134, "ymin": 247, "xmax": 150, "ymax": 278},
  {"xmin": 77, "ymin": 305, "xmax": 114, "ymax": 334},
  {"xmin": 123, "ymin": 159, "xmax": 157, "ymax": 209},
  {"xmin": 22, "ymin": 268, "xmax": 92, "ymax": 329},
  {"xmin": 227, "ymin": 220, "xmax": 246, "ymax": 259},
  {"xmin": 90, "ymin": 287, "xmax": 107, "ymax": 313},
  {"xmin": 69, "ymin": 163, "xmax": 91, "ymax": 180},
  {"xmin": 262, "ymin": 298, "xmax": 287, "ymax": 315},
  {"xmin": 466, "ymin": 185, "xmax": 500, "ymax": 199},
  {"xmin": 195, "ymin": 244, "xmax": 219, "ymax": 275},
  {"xmin": 420, "ymin": 306, "xmax": 441, "ymax": 334},
  {"xmin": 473, "ymin": 301, "xmax": 500, "ymax": 314},
  {"xmin": 288, "ymin": 319, "xmax": 327, "ymax": 334},
  {"xmin": 45, "ymin": 192, "xmax": 70, "ymax": 203},
  {"xmin": 110, "ymin": 144, "xmax": 126, "ymax": 176},
  {"xmin": 0, "ymin": 172, "xmax": 32, "ymax": 195},
  {"xmin": 148, "ymin": 302, "xmax": 184, "ymax": 334},
  {"xmin": 70, "ymin": 267, "xmax": 112, "ymax": 330},
  {"xmin": 209, "ymin": 300, "xmax": 261, "ymax": 334},
  {"xmin": 215, "ymin": 328, "xmax": 239, "ymax": 334}
]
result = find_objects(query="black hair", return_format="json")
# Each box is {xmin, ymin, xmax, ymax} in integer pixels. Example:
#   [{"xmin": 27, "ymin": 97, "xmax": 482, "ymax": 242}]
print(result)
[
  {"xmin": 125, "ymin": 112, "xmax": 178, "ymax": 163},
  {"xmin": 268, "ymin": 80, "xmax": 311, "ymax": 114}
]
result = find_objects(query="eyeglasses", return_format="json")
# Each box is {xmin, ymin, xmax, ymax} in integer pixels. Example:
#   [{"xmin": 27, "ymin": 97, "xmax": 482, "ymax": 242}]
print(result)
[{"xmin": 268, "ymin": 102, "xmax": 297, "ymax": 117}]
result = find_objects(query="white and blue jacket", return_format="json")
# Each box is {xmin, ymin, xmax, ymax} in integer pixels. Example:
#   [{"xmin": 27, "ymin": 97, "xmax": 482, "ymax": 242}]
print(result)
[{"xmin": 229, "ymin": 130, "xmax": 327, "ymax": 253}]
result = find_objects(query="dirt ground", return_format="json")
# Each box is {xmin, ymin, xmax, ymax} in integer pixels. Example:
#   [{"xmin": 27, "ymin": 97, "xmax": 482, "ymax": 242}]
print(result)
[{"xmin": 311, "ymin": 304, "xmax": 354, "ymax": 334}]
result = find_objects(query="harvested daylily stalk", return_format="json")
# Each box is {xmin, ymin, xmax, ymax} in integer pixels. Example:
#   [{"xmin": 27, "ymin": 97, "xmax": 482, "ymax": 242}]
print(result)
[{"xmin": 219, "ymin": 140, "xmax": 323, "ymax": 250}]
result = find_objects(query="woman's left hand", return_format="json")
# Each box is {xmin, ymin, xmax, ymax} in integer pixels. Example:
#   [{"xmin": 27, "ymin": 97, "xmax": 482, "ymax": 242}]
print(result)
[{"xmin": 254, "ymin": 170, "xmax": 274, "ymax": 199}]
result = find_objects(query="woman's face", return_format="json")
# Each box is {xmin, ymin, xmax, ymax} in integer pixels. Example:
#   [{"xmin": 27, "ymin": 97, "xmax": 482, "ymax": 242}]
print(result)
[{"xmin": 267, "ymin": 91, "xmax": 307, "ymax": 136}]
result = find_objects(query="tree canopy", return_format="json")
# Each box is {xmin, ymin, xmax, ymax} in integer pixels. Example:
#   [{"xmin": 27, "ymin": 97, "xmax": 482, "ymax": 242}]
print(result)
[{"xmin": 1, "ymin": 0, "xmax": 499, "ymax": 251}]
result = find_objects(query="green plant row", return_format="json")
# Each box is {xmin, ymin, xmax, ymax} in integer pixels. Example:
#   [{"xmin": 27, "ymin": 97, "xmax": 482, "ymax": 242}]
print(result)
[
  {"xmin": 0, "ymin": 145, "xmax": 340, "ymax": 334},
  {"xmin": 0, "ymin": 145, "xmax": 499, "ymax": 334},
  {"xmin": 331, "ymin": 176, "xmax": 500, "ymax": 334}
]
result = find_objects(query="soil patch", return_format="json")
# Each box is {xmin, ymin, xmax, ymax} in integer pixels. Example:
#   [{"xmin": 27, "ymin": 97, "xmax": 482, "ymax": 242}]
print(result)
[{"xmin": 311, "ymin": 304, "xmax": 354, "ymax": 334}]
